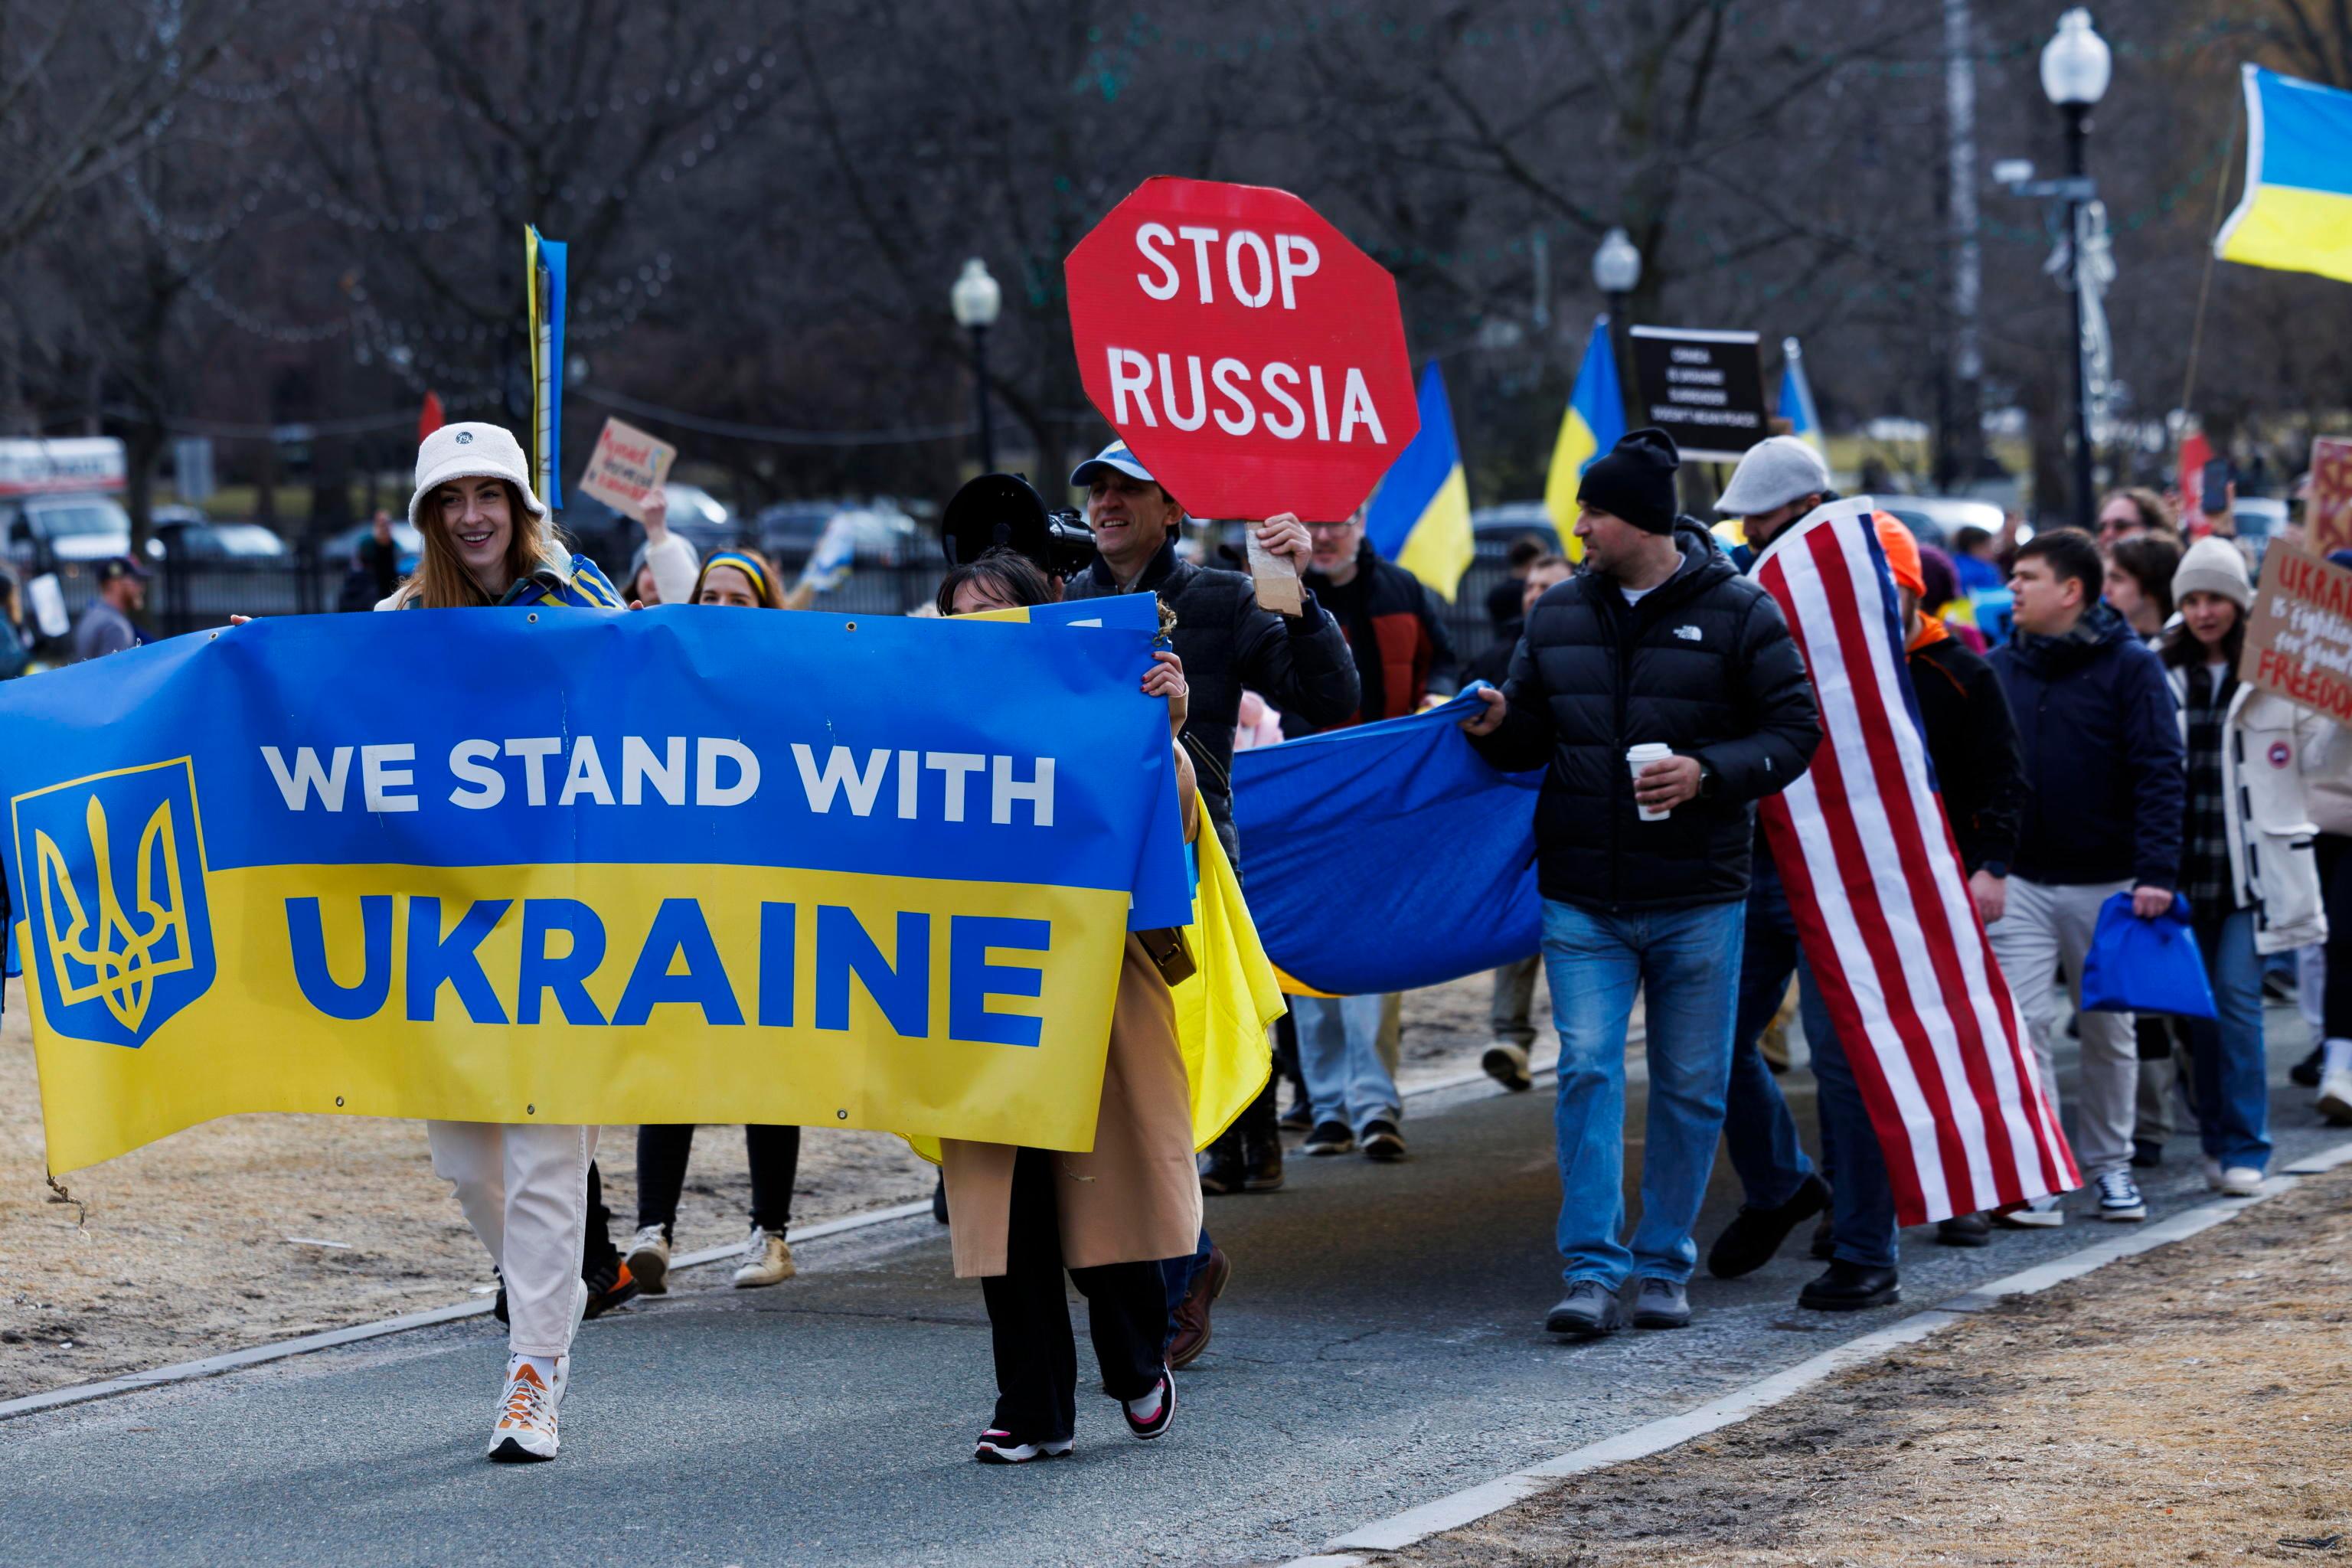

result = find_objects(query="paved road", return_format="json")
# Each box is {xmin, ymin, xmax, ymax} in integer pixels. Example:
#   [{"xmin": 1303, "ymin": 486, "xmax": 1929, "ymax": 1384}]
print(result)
[{"xmin": 4, "ymin": 1018, "xmax": 2343, "ymax": 1567}]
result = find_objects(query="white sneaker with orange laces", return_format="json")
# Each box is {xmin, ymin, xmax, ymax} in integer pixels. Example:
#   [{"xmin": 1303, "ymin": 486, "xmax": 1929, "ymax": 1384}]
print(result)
[{"xmin": 488, "ymin": 1361, "xmax": 561, "ymax": 1462}]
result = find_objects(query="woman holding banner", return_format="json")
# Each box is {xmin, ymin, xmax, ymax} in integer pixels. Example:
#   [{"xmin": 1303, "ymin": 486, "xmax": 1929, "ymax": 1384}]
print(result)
[
  {"xmin": 625, "ymin": 543, "xmax": 806, "ymax": 1296},
  {"xmin": 381, "ymin": 420, "xmax": 626, "ymax": 1463},
  {"xmin": 934, "ymin": 552, "xmax": 1202, "ymax": 1465},
  {"xmin": 2159, "ymin": 539, "xmax": 2335, "ymax": 1197}
]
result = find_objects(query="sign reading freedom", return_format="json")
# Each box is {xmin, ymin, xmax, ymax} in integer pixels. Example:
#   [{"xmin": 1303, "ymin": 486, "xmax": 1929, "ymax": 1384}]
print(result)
[
  {"xmin": 1065, "ymin": 176, "xmax": 1418, "ymax": 522},
  {"xmin": 2, "ymin": 603, "xmax": 1187, "ymax": 1172}
]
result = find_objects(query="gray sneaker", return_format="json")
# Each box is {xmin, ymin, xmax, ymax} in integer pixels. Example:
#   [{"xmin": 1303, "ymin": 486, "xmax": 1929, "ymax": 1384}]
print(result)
[
  {"xmin": 1630, "ymin": 1276, "xmax": 1692, "ymax": 1329},
  {"xmin": 1543, "ymin": 1280, "xmax": 1622, "ymax": 1340}
]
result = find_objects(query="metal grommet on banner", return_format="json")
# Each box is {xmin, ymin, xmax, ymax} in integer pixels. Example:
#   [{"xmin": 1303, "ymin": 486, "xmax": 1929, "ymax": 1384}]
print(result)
[
  {"xmin": 334, "ymin": 1096, "xmax": 345, "ymax": 1107},
  {"xmin": 844, "ymin": 622, "xmax": 858, "ymax": 632},
  {"xmin": 836, "ymin": 1109, "xmax": 848, "ymax": 1120},
  {"xmin": 527, "ymin": 612, "xmax": 540, "ymax": 623},
  {"xmin": 526, "ymin": 1104, "xmax": 537, "ymax": 1116}
]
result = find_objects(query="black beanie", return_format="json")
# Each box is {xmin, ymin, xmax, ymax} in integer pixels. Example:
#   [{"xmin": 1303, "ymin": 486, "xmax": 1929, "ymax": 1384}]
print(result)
[{"xmin": 1576, "ymin": 427, "xmax": 1681, "ymax": 535}]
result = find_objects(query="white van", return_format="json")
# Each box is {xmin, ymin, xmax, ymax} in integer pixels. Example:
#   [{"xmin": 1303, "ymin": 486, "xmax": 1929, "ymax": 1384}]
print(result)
[{"xmin": 0, "ymin": 438, "xmax": 133, "ymax": 570}]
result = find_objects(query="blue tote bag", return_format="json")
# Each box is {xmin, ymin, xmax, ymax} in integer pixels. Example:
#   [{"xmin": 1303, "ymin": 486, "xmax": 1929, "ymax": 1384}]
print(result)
[{"xmin": 2077, "ymin": 892, "xmax": 2217, "ymax": 1020}]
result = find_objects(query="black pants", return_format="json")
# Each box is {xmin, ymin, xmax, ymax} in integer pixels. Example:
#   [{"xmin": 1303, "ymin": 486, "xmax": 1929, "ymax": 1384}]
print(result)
[
  {"xmin": 635, "ymin": 1125, "xmax": 800, "ymax": 1236},
  {"xmin": 978, "ymin": 1147, "xmax": 1168, "ymax": 1443},
  {"xmin": 2321, "ymin": 835, "xmax": 2352, "ymax": 1040}
]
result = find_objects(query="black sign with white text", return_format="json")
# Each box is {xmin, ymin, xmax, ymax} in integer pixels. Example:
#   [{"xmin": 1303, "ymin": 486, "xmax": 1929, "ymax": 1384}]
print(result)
[{"xmin": 1628, "ymin": 326, "xmax": 1768, "ymax": 462}]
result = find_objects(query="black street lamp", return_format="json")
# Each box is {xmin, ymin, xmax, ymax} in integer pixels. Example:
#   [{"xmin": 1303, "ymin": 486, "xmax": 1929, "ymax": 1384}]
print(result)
[
  {"xmin": 2041, "ymin": 8, "xmax": 2111, "ymax": 534},
  {"xmin": 1591, "ymin": 226, "xmax": 1642, "ymax": 427},
  {"xmin": 949, "ymin": 258, "xmax": 1002, "ymax": 473}
]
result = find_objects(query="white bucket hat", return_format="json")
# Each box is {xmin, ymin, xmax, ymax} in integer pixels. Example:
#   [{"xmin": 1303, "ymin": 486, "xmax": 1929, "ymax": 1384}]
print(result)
[{"xmin": 409, "ymin": 422, "xmax": 547, "ymax": 530}]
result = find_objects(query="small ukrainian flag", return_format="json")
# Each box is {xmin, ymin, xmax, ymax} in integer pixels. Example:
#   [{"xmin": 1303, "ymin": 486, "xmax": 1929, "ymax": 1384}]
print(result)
[
  {"xmin": 1364, "ymin": 362, "xmax": 1474, "ymax": 601},
  {"xmin": 1779, "ymin": 337, "xmax": 1825, "ymax": 456},
  {"xmin": 2216, "ymin": 66, "xmax": 2352, "ymax": 286},
  {"xmin": 1544, "ymin": 316, "xmax": 1626, "ymax": 563}
]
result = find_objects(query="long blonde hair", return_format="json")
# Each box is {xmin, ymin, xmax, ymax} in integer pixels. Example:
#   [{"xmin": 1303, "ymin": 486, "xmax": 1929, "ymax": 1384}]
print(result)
[{"xmin": 396, "ymin": 479, "xmax": 570, "ymax": 608}]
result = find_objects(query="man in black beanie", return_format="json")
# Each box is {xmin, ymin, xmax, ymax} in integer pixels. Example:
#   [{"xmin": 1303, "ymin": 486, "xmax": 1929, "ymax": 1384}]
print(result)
[{"xmin": 1460, "ymin": 427, "xmax": 1819, "ymax": 1342}]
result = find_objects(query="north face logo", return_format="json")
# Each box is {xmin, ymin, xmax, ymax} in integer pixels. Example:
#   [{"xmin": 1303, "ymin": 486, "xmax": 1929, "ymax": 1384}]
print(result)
[{"xmin": 1673, "ymin": 625, "xmax": 1702, "ymax": 642}]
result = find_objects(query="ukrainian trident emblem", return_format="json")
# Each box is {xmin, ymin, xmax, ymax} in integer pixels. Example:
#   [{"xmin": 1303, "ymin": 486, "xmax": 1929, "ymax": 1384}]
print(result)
[{"xmin": 13, "ymin": 760, "xmax": 215, "ymax": 1048}]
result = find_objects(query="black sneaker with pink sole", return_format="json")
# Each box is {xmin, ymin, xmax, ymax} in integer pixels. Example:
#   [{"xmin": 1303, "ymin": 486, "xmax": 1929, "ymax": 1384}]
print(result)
[{"xmin": 1121, "ymin": 1366, "xmax": 1177, "ymax": 1441}]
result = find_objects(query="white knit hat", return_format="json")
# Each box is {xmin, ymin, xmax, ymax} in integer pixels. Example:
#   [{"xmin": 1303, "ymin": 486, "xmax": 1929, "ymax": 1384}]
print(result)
[
  {"xmin": 1717, "ymin": 435, "xmax": 1834, "ymax": 518},
  {"xmin": 2171, "ymin": 534, "xmax": 2252, "ymax": 611},
  {"xmin": 409, "ymin": 422, "xmax": 547, "ymax": 530}
]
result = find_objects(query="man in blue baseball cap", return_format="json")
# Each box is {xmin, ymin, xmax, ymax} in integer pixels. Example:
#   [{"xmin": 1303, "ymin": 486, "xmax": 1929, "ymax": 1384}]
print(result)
[{"xmin": 1063, "ymin": 438, "xmax": 1361, "ymax": 1364}]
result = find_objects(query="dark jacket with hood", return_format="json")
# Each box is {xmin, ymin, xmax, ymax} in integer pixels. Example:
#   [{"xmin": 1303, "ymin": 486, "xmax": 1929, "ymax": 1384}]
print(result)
[
  {"xmin": 1289, "ymin": 538, "xmax": 1460, "ymax": 734},
  {"xmin": 1988, "ymin": 601, "xmax": 2184, "ymax": 889},
  {"xmin": 1468, "ymin": 518, "xmax": 1821, "ymax": 910},
  {"xmin": 1067, "ymin": 531, "xmax": 1358, "ymax": 866},
  {"xmin": 1907, "ymin": 632, "xmax": 2027, "ymax": 875}
]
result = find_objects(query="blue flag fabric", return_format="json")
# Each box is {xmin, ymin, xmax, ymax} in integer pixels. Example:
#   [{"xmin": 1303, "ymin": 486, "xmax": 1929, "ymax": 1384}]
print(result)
[{"xmin": 1230, "ymin": 690, "xmax": 1542, "ymax": 996}]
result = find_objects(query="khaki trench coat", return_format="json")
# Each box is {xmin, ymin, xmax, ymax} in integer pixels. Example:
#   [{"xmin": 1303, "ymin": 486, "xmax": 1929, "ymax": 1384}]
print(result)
[{"xmin": 940, "ymin": 932, "xmax": 1204, "ymax": 1279}]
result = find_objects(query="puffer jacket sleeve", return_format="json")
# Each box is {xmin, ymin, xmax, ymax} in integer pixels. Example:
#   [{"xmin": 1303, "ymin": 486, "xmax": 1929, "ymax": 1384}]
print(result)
[
  {"xmin": 1962, "ymin": 653, "xmax": 2027, "ymax": 871},
  {"xmin": 1692, "ymin": 590, "xmax": 1818, "ymax": 803},
  {"xmin": 1233, "ymin": 582, "xmax": 1361, "ymax": 729},
  {"xmin": 1470, "ymin": 624, "xmax": 1557, "ymax": 773},
  {"xmin": 2121, "ymin": 650, "xmax": 2187, "ymax": 890}
]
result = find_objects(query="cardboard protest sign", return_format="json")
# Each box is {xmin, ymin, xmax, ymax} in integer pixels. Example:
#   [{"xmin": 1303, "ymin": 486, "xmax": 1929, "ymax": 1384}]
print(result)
[
  {"xmin": 577, "ymin": 418, "xmax": 677, "ymax": 522},
  {"xmin": 2308, "ymin": 436, "xmax": 2352, "ymax": 558},
  {"xmin": 1064, "ymin": 177, "xmax": 1418, "ymax": 525},
  {"xmin": 1628, "ymin": 326, "xmax": 1769, "ymax": 462},
  {"xmin": 2242, "ymin": 545, "xmax": 2352, "ymax": 724}
]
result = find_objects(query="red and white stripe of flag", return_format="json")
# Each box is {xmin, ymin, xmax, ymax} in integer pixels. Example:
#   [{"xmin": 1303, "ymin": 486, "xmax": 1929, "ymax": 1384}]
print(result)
[{"xmin": 1752, "ymin": 498, "xmax": 2079, "ymax": 1225}]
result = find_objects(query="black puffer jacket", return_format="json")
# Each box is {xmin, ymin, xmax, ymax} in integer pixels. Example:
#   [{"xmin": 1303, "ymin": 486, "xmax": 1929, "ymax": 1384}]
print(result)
[
  {"xmin": 1468, "ymin": 518, "xmax": 1821, "ymax": 911},
  {"xmin": 1067, "ymin": 533, "xmax": 1359, "ymax": 866}
]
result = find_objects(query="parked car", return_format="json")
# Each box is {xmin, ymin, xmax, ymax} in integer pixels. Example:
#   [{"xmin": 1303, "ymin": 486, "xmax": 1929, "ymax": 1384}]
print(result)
[
  {"xmin": 2232, "ymin": 495, "xmax": 2285, "ymax": 553},
  {"xmin": 146, "ymin": 509, "xmax": 289, "ymax": 560},
  {"xmin": 1470, "ymin": 501, "xmax": 1558, "ymax": 546},
  {"xmin": 1875, "ymin": 495, "xmax": 2008, "ymax": 552},
  {"xmin": 753, "ymin": 499, "xmax": 923, "ymax": 570}
]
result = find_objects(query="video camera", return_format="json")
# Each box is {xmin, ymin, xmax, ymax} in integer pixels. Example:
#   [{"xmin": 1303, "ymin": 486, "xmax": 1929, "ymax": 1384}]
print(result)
[{"xmin": 940, "ymin": 472, "xmax": 1096, "ymax": 580}]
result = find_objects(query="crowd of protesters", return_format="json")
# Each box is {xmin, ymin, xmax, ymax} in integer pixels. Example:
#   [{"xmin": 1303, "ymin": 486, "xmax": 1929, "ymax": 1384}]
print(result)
[{"xmin": 21, "ymin": 409, "xmax": 2350, "ymax": 1472}]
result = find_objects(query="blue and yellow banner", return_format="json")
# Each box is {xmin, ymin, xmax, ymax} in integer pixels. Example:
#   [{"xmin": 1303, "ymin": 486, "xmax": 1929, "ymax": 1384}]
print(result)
[
  {"xmin": 2, "ymin": 604, "xmax": 1189, "ymax": 1171},
  {"xmin": 1364, "ymin": 363, "xmax": 1473, "ymax": 601},
  {"xmin": 1544, "ymin": 317, "xmax": 1626, "ymax": 564},
  {"xmin": 2216, "ymin": 66, "xmax": 2352, "ymax": 286},
  {"xmin": 1232, "ymin": 689, "xmax": 1540, "ymax": 997}
]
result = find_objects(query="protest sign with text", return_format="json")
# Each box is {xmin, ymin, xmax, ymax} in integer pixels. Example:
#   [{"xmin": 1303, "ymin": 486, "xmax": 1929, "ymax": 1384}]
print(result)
[
  {"xmin": 1065, "ymin": 177, "xmax": 1417, "ymax": 523},
  {"xmin": 577, "ymin": 417, "xmax": 678, "ymax": 522},
  {"xmin": 2, "ymin": 603, "xmax": 1188, "ymax": 1171},
  {"xmin": 2308, "ymin": 436, "xmax": 2352, "ymax": 558},
  {"xmin": 2243, "ymin": 545, "xmax": 2352, "ymax": 723},
  {"xmin": 1628, "ymin": 326, "xmax": 1769, "ymax": 462}
]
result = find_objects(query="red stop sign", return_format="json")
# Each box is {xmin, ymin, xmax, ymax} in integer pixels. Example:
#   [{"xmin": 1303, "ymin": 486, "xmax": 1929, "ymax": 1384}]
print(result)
[{"xmin": 1065, "ymin": 177, "xmax": 1418, "ymax": 523}]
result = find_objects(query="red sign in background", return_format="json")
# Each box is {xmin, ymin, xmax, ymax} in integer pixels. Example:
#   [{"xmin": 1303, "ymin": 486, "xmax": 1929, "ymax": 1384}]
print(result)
[{"xmin": 1065, "ymin": 177, "xmax": 1417, "ymax": 523}]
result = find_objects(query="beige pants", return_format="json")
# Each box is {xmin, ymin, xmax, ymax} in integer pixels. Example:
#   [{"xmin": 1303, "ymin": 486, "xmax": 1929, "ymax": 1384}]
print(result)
[{"xmin": 426, "ymin": 1121, "xmax": 598, "ymax": 1357}]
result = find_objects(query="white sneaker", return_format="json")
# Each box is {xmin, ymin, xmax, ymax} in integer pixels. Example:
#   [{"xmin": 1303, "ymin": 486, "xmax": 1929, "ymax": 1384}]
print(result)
[
  {"xmin": 2202, "ymin": 1156, "xmax": 2223, "ymax": 1188},
  {"xmin": 488, "ymin": 1362, "xmax": 560, "ymax": 1462},
  {"xmin": 2216, "ymin": 1167, "xmax": 2265, "ymax": 1197},
  {"xmin": 1480, "ymin": 1040, "xmax": 1533, "ymax": 1092},
  {"xmin": 2318, "ymin": 1069, "xmax": 2352, "ymax": 1125},
  {"xmin": 2094, "ymin": 1170, "xmax": 2146, "ymax": 1221},
  {"xmin": 732, "ymin": 1226, "xmax": 795, "ymax": 1289},
  {"xmin": 1990, "ymin": 1194, "xmax": 2066, "ymax": 1229},
  {"xmin": 626, "ymin": 1224, "xmax": 671, "ymax": 1295}
]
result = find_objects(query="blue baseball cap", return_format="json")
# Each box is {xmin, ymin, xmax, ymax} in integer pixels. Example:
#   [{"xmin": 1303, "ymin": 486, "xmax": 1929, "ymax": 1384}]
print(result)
[{"xmin": 1068, "ymin": 442, "xmax": 1155, "ymax": 488}]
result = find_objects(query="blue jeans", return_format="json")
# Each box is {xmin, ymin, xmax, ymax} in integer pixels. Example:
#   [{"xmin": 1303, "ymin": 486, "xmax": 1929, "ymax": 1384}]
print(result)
[
  {"xmin": 2185, "ymin": 907, "xmax": 2271, "ymax": 1173},
  {"xmin": 1294, "ymin": 993, "xmax": 1400, "ymax": 1134},
  {"xmin": 1159, "ymin": 1227, "xmax": 1214, "ymax": 1351},
  {"xmin": 1543, "ymin": 897, "xmax": 1743, "ymax": 1289},
  {"xmin": 1723, "ymin": 877, "xmax": 1900, "ymax": 1269}
]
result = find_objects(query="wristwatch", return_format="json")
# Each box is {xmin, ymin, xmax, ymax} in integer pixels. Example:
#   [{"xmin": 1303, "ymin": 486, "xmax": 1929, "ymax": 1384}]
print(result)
[{"xmin": 1696, "ymin": 757, "xmax": 1720, "ymax": 799}]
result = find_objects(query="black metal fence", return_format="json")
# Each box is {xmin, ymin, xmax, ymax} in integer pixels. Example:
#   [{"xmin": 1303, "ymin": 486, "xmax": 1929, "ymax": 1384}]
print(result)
[{"xmin": 54, "ymin": 532, "xmax": 1530, "ymax": 670}]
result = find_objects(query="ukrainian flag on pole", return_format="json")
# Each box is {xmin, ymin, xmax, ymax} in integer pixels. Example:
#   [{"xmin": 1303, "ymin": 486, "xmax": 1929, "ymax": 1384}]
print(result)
[
  {"xmin": 1779, "ymin": 336, "xmax": 1824, "ymax": 456},
  {"xmin": 1364, "ymin": 362, "xmax": 1474, "ymax": 602},
  {"xmin": 1544, "ymin": 316, "xmax": 1625, "ymax": 562},
  {"xmin": 2216, "ymin": 66, "xmax": 2352, "ymax": 286}
]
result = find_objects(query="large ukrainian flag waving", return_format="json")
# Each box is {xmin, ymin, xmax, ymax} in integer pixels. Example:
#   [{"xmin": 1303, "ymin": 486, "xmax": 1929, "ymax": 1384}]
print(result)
[
  {"xmin": 2216, "ymin": 66, "xmax": 2352, "ymax": 286},
  {"xmin": 1363, "ymin": 363, "xmax": 1473, "ymax": 601},
  {"xmin": 1544, "ymin": 316, "xmax": 1626, "ymax": 563}
]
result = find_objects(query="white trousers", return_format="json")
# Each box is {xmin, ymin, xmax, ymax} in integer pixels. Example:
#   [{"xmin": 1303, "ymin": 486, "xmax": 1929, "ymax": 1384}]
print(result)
[
  {"xmin": 1985, "ymin": 877, "xmax": 2137, "ymax": 1181},
  {"xmin": 426, "ymin": 1120, "xmax": 598, "ymax": 1357}
]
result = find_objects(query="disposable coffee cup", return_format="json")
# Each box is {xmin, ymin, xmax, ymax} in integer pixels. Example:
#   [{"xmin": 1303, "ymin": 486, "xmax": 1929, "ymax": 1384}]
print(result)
[{"xmin": 1627, "ymin": 743, "xmax": 1676, "ymax": 822}]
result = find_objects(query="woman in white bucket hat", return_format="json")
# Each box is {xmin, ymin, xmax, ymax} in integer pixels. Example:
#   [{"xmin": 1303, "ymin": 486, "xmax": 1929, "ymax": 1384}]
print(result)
[{"xmin": 381, "ymin": 420, "xmax": 625, "ymax": 1462}]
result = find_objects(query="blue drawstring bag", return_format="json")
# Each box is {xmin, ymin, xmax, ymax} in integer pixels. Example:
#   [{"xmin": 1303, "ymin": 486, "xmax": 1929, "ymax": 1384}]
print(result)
[{"xmin": 2078, "ymin": 892, "xmax": 2216, "ymax": 1019}]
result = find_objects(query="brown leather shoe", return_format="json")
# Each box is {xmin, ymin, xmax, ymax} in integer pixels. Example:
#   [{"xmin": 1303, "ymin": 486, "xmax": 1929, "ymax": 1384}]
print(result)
[{"xmin": 1166, "ymin": 1246, "xmax": 1232, "ymax": 1370}]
